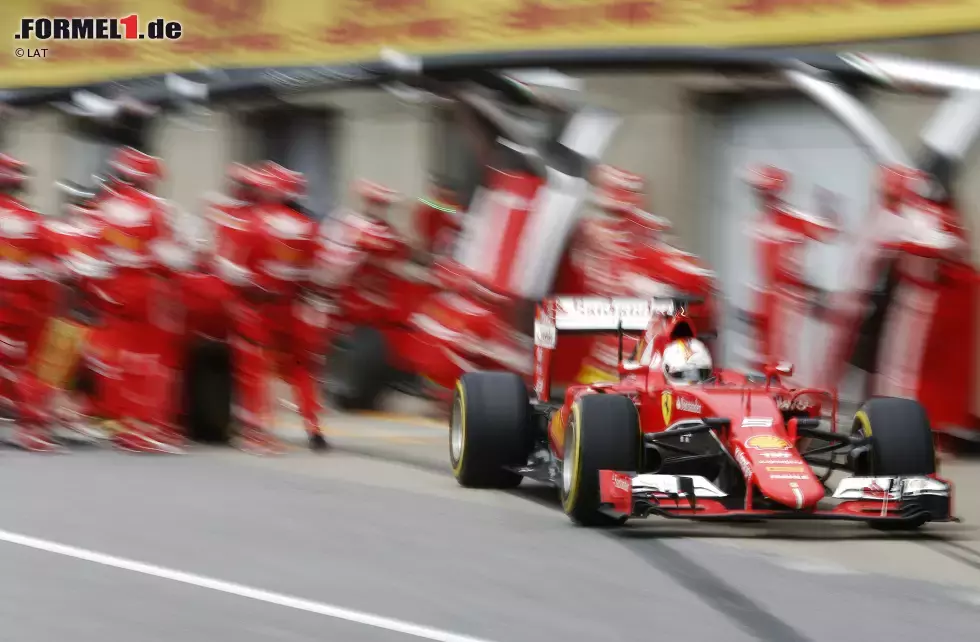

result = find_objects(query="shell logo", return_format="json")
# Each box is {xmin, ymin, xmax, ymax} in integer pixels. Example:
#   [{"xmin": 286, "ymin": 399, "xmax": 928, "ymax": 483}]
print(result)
[{"xmin": 745, "ymin": 435, "xmax": 792, "ymax": 450}]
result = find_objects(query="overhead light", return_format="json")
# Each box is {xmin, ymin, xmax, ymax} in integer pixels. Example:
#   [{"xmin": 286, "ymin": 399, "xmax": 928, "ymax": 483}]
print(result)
[
  {"xmin": 66, "ymin": 90, "xmax": 120, "ymax": 119},
  {"xmin": 504, "ymin": 69, "xmax": 583, "ymax": 93},
  {"xmin": 165, "ymin": 73, "xmax": 209, "ymax": 101}
]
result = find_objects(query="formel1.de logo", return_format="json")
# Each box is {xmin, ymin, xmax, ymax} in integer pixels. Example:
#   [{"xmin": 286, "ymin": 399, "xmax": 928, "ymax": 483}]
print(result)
[{"xmin": 16, "ymin": 15, "xmax": 183, "ymax": 41}]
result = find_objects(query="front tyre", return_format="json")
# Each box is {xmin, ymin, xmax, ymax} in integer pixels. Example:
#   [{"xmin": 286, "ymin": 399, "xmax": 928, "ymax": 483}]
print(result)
[
  {"xmin": 852, "ymin": 396, "xmax": 936, "ymax": 531},
  {"xmin": 450, "ymin": 372, "xmax": 530, "ymax": 488},
  {"xmin": 853, "ymin": 397, "xmax": 936, "ymax": 476},
  {"xmin": 561, "ymin": 394, "xmax": 641, "ymax": 527}
]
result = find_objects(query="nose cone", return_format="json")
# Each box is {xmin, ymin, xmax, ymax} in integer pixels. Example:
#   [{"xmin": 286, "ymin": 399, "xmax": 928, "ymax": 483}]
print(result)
[
  {"xmin": 758, "ymin": 472, "xmax": 825, "ymax": 510},
  {"xmin": 737, "ymin": 437, "xmax": 824, "ymax": 510}
]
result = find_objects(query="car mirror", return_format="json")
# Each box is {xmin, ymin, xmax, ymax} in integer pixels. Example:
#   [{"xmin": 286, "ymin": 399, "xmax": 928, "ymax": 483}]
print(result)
[{"xmin": 763, "ymin": 362, "xmax": 794, "ymax": 378}]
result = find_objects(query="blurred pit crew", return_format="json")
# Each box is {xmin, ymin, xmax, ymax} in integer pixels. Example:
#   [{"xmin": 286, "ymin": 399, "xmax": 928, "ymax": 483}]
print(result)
[
  {"xmin": 219, "ymin": 163, "xmax": 324, "ymax": 454},
  {"xmin": 745, "ymin": 165, "xmax": 839, "ymax": 370},
  {"xmin": 357, "ymin": 179, "xmax": 400, "ymax": 221},
  {"xmin": 85, "ymin": 146, "xmax": 189, "ymax": 453},
  {"xmin": 574, "ymin": 166, "xmax": 672, "ymax": 294},
  {"xmin": 260, "ymin": 161, "xmax": 331, "ymax": 450},
  {"xmin": 414, "ymin": 176, "xmax": 462, "ymax": 257},
  {"xmin": 0, "ymin": 154, "xmax": 63, "ymax": 451},
  {"xmin": 592, "ymin": 165, "xmax": 672, "ymax": 241},
  {"xmin": 38, "ymin": 179, "xmax": 112, "ymax": 430},
  {"xmin": 329, "ymin": 178, "xmax": 408, "ymax": 277},
  {"xmin": 594, "ymin": 165, "xmax": 714, "ymax": 297}
]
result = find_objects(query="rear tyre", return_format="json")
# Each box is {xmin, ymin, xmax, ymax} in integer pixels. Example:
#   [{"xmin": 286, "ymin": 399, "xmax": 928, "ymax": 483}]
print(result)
[
  {"xmin": 852, "ymin": 396, "xmax": 936, "ymax": 531},
  {"xmin": 328, "ymin": 326, "xmax": 390, "ymax": 411},
  {"xmin": 561, "ymin": 394, "xmax": 641, "ymax": 527},
  {"xmin": 450, "ymin": 372, "xmax": 530, "ymax": 489},
  {"xmin": 185, "ymin": 339, "xmax": 233, "ymax": 444}
]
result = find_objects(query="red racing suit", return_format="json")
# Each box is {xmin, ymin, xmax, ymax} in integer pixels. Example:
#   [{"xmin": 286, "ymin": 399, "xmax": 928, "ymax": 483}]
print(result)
[
  {"xmin": 0, "ymin": 195, "xmax": 60, "ymax": 432},
  {"xmin": 41, "ymin": 213, "xmax": 107, "ymax": 419},
  {"xmin": 83, "ymin": 184, "xmax": 188, "ymax": 438},
  {"xmin": 414, "ymin": 190, "xmax": 462, "ymax": 257},
  {"xmin": 215, "ymin": 202, "xmax": 321, "ymax": 438}
]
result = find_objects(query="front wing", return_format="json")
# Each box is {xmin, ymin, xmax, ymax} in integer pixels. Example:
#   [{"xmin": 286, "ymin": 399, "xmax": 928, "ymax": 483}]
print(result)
[{"xmin": 598, "ymin": 471, "xmax": 955, "ymax": 526}]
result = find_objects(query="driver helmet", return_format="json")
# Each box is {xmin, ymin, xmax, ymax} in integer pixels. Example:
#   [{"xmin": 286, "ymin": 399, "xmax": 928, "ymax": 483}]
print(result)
[
  {"xmin": 107, "ymin": 146, "xmax": 163, "ymax": 190},
  {"xmin": 0, "ymin": 154, "xmax": 29, "ymax": 194},
  {"xmin": 662, "ymin": 338, "xmax": 713, "ymax": 385}
]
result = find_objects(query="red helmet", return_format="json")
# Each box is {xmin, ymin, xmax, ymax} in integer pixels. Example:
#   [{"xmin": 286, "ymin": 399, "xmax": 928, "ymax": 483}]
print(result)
[
  {"xmin": 238, "ymin": 165, "xmax": 292, "ymax": 202},
  {"xmin": 747, "ymin": 165, "xmax": 789, "ymax": 196},
  {"xmin": 592, "ymin": 165, "xmax": 645, "ymax": 215},
  {"xmin": 226, "ymin": 163, "xmax": 259, "ymax": 201},
  {"xmin": 259, "ymin": 161, "xmax": 307, "ymax": 201},
  {"xmin": 591, "ymin": 165, "xmax": 670, "ymax": 233},
  {"xmin": 880, "ymin": 165, "xmax": 923, "ymax": 212},
  {"xmin": 0, "ymin": 153, "xmax": 28, "ymax": 191},
  {"xmin": 108, "ymin": 146, "xmax": 163, "ymax": 187},
  {"xmin": 356, "ymin": 179, "xmax": 400, "ymax": 209},
  {"xmin": 227, "ymin": 162, "xmax": 253, "ymax": 184}
]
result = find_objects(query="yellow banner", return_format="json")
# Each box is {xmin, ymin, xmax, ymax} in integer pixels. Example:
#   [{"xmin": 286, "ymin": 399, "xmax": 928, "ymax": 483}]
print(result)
[{"xmin": 2, "ymin": 0, "xmax": 980, "ymax": 88}]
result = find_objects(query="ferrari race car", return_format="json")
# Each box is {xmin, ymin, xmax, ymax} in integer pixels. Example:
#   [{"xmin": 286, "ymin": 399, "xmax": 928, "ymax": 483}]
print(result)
[{"xmin": 450, "ymin": 295, "xmax": 954, "ymax": 529}]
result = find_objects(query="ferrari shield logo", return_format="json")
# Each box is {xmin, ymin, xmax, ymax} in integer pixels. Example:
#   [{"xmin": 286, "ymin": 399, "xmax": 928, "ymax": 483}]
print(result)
[{"xmin": 661, "ymin": 390, "xmax": 672, "ymax": 425}]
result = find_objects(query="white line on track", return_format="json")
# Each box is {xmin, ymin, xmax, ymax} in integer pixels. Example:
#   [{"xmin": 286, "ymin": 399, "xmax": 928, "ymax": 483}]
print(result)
[{"xmin": 0, "ymin": 528, "xmax": 497, "ymax": 642}]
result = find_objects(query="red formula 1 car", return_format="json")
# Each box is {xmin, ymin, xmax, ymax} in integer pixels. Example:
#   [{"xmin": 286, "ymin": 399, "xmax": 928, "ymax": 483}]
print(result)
[{"xmin": 450, "ymin": 295, "xmax": 954, "ymax": 530}]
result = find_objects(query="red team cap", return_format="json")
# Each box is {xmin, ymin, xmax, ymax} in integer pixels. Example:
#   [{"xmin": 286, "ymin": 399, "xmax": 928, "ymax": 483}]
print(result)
[
  {"xmin": 880, "ymin": 165, "xmax": 923, "ymax": 212},
  {"xmin": 108, "ymin": 146, "xmax": 164, "ymax": 184},
  {"xmin": 0, "ymin": 153, "xmax": 28, "ymax": 187},
  {"xmin": 356, "ymin": 179, "xmax": 400, "ymax": 206},
  {"xmin": 227, "ymin": 162, "xmax": 255, "ymax": 184},
  {"xmin": 592, "ymin": 165, "xmax": 645, "ymax": 214},
  {"xmin": 238, "ymin": 165, "xmax": 280, "ymax": 194},
  {"xmin": 746, "ymin": 165, "xmax": 789, "ymax": 196},
  {"xmin": 259, "ymin": 162, "xmax": 307, "ymax": 200}
]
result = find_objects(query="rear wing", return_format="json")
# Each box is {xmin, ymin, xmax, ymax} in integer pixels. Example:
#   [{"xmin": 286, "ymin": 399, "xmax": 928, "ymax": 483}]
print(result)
[
  {"xmin": 534, "ymin": 296, "xmax": 685, "ymax": 346},
  {"xmin": 531, "ymin": 296, "xmax": 693, "ymax": 402}
]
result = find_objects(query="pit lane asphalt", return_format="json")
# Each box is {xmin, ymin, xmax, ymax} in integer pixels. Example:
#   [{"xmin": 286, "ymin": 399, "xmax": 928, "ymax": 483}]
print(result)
[{"xmin": 1, "ymin": 400, "xmax": 979, "ymax": 642}]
